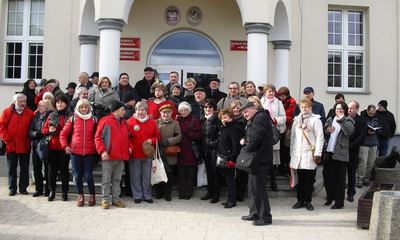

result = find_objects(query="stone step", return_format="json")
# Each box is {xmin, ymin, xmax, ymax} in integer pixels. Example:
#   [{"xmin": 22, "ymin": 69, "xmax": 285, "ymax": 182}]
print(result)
[{"xmin": 51, "ymin": 164, "xmax": 324, "ymax": 199}]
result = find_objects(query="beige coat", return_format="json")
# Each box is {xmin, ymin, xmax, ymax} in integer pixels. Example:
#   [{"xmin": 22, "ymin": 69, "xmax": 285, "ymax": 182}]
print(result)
[{"xmin": 156, "ymin": 118, "xmax": 182, "ymax": 165}]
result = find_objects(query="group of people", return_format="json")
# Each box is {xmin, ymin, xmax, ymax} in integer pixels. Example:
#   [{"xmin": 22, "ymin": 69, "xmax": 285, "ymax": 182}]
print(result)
[{"xmin": 0, "ymin": 66, "xmax": 396, "ymax": 227}]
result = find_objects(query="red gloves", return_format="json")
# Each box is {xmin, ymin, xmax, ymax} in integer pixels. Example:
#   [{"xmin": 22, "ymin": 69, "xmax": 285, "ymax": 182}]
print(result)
[{"xmin": 225, "ymin": 161, "xmax": 236, "ymax": 168}]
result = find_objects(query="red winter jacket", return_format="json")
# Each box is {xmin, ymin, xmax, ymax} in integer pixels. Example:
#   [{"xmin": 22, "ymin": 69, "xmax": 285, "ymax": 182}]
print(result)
[
  {"xmin": 42, "ymin": 110, "xmax": 71, "ymax": 150},
  {"xmin": 0, "ymin": 104, "xmax": 34, "ymax": 154},
  {"xmin": 127, "ymin": 115, "xmax": 161, "ymax": 159},
  {"xmin": 282, "ymin": 96, "xmax": 297, "ymax": 135},
  {"xmin": 95, "ymin": 114, "xmax": 131, "ymax": 161},
  {"xmin": 147, "ymin": 100, "xmax": 177, "ymax": 120},
  {"xmin": 60, "ymin": 113, "xmax": 97, "ymax": 156}
]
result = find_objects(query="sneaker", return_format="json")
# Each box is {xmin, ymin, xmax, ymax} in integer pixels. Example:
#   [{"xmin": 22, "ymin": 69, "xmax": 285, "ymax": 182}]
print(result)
[
  {"xmin": 112, "ymin": 201, "xmax": 126, "ymax": 208},
  {"xmin": 101, "ymin": 202, "xmax": 109, "ymax": 209}
]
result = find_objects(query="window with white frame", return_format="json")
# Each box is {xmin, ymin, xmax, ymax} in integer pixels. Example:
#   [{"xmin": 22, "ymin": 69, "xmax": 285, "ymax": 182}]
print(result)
[
  {"xmin": 328, "ymin": 9, "xmax": 365, "ymax": 92},
  {"xmin": 4, "ymin": 0, "xmax": 45, "ymax": 82}
]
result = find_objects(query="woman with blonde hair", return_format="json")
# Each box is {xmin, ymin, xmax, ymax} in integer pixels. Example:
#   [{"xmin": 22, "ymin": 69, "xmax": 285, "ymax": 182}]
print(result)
[
  {"xmin": 242, "ymin": 81, "xmax": 257, "ymax": 98},
  {"xmin": 88, "ymin": 76, "xmax": 120, "ymax": 109},
  {"xmin": 260, "ymin": 83, "xmax": 286, "ymax": 191},
  {"xmin": 60, "ymin": 99, "xmax": 98, "ymax": 207}
]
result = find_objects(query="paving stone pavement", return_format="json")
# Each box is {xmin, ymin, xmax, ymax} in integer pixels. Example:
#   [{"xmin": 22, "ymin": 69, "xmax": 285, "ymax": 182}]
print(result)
[{"xmin": 0, "ymin": 172, "xmax": 372, "ymax": 240}]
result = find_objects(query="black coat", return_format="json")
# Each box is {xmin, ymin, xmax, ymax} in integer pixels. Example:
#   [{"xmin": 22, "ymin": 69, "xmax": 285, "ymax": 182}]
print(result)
[
  {"xmin": 205, "ymin": 88, "xmax": 227, "ymax": 104},
  {"xmin": 114, "ymin": 83, "xmax": 140, "ymax": 102},
  {"xmin": 243, "ymin": 110, "xmax": 273, "ymax": 168},
  {"xmin": 201, "ymin": 112, "xmax": 220, "ymax": 153},
  {"xmin": 218, "ymin": 120, "xmax": 242, "ymax": 175},
  {"xmin": 348, "ymin": 114, "xmax": 367, "ymax": 165},
  {"xmin": 375, "ymin": 110, "xmax": 396, "ymax": 141},
  {"xmin": 21, "ymin": 87, "xmax": 37, "ymax": 112},
  {"xmin": 28, "ymin": 111, "xmax": 51, "ymax": 147},
  {"xmin": 134, "ymin": 78, "xmax": 155, "ymax": 101},
  {"xmin": 168, "ymin": 95, "xmax": 185, "ymax": 110}
]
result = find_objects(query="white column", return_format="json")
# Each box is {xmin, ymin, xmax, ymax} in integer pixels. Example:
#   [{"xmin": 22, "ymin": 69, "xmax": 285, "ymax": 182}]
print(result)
[
  {"xmin": 79, "ymin": 35, "xmax": 99, "ymax": 74},
  {"xmin": 244, "ymin": 23, "xmax": 272, "ymax": 88},
  {"xmin": 97, "ymin": 19, "xmax": 125, "ymax": 87},
  {"xmin": 272, "ymin": 40, "xmax": 291, "ymax": 88}
]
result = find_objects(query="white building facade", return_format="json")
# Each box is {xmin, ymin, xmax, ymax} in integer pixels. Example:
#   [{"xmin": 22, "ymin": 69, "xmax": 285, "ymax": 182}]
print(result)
[{"xmin": 0, "ymin": 0, "xmax": 399, "ymax": 128}]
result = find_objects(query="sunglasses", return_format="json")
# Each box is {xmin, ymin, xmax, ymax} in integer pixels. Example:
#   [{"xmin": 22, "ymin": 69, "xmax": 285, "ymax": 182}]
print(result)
[{"xmin": 204, "ymin": 106, "xmax": 213, "ymax": 109}]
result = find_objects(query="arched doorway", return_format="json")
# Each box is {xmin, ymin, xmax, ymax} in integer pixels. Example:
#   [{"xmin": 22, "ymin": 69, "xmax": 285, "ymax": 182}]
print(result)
[{"xmin": 149, "ymin": 32, "xmax": 223, "ymax": 89}]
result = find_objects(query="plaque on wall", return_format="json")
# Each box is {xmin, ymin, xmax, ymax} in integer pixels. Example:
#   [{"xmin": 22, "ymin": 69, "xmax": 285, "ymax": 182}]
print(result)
[
  {"xmin": 165, "ymin": 6, "xmax": 180, "ymax": 26},
  {"xmin": 187, "ymin": 6, "xmax": 202, "ymax": 26}
]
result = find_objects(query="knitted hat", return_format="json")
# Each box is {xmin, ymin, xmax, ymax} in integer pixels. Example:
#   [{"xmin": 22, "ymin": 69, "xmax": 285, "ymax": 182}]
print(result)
[
  {"xmin": 178, "ymin": 101, "xmax": 192, "ymax": 113},
  {"xmin": 378, "ymin": 100, "xmax": 388, "ymax": 109},
  {"xmin": 122, "ymin": 92, "xmax": 136, "ymax": 103},
  {"xmin": 170, "ymin": 83, "xmax": 182, "ymax": 93},
  {"xmin": 142, "ymin": 141, "xmax": 155, "ymax": 157},
  {"xmin": 159, "ymin": 104, "xmax": 173, "ymax": 113},
  {"xmin": 110, "ymin": 100, "xmax": 125, "ymax": 112},
  {"xmin": 43, "ymin": 92, "xmax": 54, "ymax": 101}
]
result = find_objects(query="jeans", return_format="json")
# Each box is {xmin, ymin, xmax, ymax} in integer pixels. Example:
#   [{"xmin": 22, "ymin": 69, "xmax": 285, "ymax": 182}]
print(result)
[
  {"xmin": 7, "ymin": 153, "xmax": 30, "ymax": 192},
  {"xmin": 377, "ymin": 138, "xmax": 390, "ymax": 157},
  {"xmin": 70, "ymin": 153, "xmax": 95, "ymax": 194}
]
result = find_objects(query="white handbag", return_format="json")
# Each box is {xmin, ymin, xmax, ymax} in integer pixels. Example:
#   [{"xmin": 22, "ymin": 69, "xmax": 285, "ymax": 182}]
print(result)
[
  {"xmin": 197, "ymin": 162, "xmax": 208, "ymax": 187},
  {"xmin": 151, "ymin": 141, "xmax": 168, "ymax": 186}
]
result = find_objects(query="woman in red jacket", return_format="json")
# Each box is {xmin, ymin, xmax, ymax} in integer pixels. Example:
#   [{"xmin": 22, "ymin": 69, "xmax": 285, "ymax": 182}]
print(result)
[
  {"xmin": 177, "ymin": 101, "xmax": 202, "ymax": 200},
  {"xmin": 60, "ymin": 99, "xmax": 97, "ymax": 207},
  {"xmin": 42, "ymin": 95, "xmax": 72, "ymax": 202},
  {"xmin": 127, "ymin": 102, "xmax": 160, "ymax": 204}
]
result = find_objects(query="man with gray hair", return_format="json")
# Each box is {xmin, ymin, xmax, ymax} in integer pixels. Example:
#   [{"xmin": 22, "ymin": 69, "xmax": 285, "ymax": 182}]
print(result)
[
  {"xmin": 217, "ymin": 82, "xmax": 247, "ymax": 110},
  {"xmin": 45, "ymin": 79, "xmax": 66, "ymax": 100},
  {"xmin": 0, "ymin": 93, "xmax": 34, "ymax": 196},
  {"xmin": 73, "ymin": 72, "xmax": 97, "ymax": 99},
  {"xmin": 69, "ymin": 87, "xmax": 89, "ymax": 112}
]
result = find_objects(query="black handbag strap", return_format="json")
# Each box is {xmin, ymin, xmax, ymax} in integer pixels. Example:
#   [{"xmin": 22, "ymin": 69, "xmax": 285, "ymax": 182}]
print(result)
[{"xmin": 185, "ymin": 118, "xmax": 195, "ymax": 136}]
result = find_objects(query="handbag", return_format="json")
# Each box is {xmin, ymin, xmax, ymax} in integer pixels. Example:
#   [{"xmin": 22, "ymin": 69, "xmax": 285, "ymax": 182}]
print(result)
[
  {"xmin": 164, "ymin": 145, "xmax": 181, "ymax": 156},
  {"xmin": 236, "ymin": 148, "xmax": 258, "ymax": 173},
  {"xmin": 36, "ymin": 136, "xmax": 51, "ymax": 163},
  {"xmin": 267, "ymin": 114, "xmax": 281, "ymax": 145},
  {"xmin": 186, "ymin": 118, "xmax": 202, "ymax": 160},
  {"xmin": 319, "ymin": 142, "xmax": 328, "ymax": 165},
  {"xmin": 151, "ymin": 141, "xmax": 168, "ymax": 185},
  {"xmin": 283, "ymin": 126, "xmax": 291, "ymax": 148},
  {"xmin": 289, "ymin": 164, "xmax": 298, "ymax": 188},
  {"xmin": 197, "ymin": 162, "xmax": 208, "ymax": 187},
  {"xmin": 216, "ymin": 154, "xmax": 228, "ymax": 169}
]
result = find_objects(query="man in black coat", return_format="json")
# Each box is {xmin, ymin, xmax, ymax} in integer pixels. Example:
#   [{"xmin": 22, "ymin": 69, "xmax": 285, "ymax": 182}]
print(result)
[
  {"xmin": 375, "ymin": 100, "xmax": 396, "ymax": 156},
  {"xmin": 205, "ymin": 78, "xmax": 227, "ymax": 104},
  {"xmin": 239, "ymin": 102, "xmax": 273, "ymax": 226},
  {"xmin": 347, "ymin": 100, "xmax": 367, "ymax": 202},
  {"xmin": 114, "ymin": 73, "xmax": 140, "ymax": 103},
  {"xmin": 134, "ymin": 67, "xmax": 155, "ymax": 102}
]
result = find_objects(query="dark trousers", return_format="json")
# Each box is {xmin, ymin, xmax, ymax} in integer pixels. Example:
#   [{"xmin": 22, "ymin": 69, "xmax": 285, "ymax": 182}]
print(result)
[
  {"xmin": 296, "ymin": 169, "xmax": 315, "ymax": 202},
  {"xmin": 203, "ymin": 153, "xmax": 214, "ymax": 193},
  {"xmin": 124, "ymin": 161, "xmax": 132, "ymax": 196},
  {"xmin": 7, "ymin": 153, "xmax": 30, "ymax": 192},
  {"xmin": 323, "ymin": 153, "xmax": 347, "ymax": 207},
  {"xmin": 32, "ymin": 149, "xmax": 49, "ymax": 194},
  {"xmin": 248, "ymin": 168, "xmax": 272, "ymax": 221},
  {"xmin": 346, "ymin": 164, "xmax": 357, "ymax": 198},
  {"xmin": 70, "ymin": 153, "xmax": 95, "ymax": 194},
  {"xmin": 236, "ymin": 169, "xmax": 248, "ymax": 196},
  {"xmin": 278, "ymin": 140, "xmax": 290, "ymax": 174},
  {"xmin": 156, "ymin": 165, "xmax": 176, "ymax": 198},
  {"xmin": 178, "ymin": 165, "xmax": 197, "ymax": 197},
  {"xmin": 213, "ymin": 167, "xmax": 224, "ymax": 196},
  {"xmin": 48, "ymin": 149, "xmax": 70, "ymax": 193},
  {"xmin": 377, "ymin": 138, "xmax": 390, "ymax": 157},
  {"xmin": 223, "ymin": 173, "xmax": 237, "ymax": 203}
]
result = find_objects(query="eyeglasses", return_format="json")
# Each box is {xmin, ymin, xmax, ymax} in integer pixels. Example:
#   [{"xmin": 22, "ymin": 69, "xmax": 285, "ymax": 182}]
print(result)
[
  {"xmin": 335, "ymin": 108, "xmax": 344, "ymax": 111},
  {"xmin": 204, "ymin": 106, "xmax": 213, "ymax": 109}
]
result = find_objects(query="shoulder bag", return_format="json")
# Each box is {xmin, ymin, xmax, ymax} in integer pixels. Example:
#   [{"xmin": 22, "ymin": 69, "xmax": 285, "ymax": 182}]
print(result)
[
  {"xmin": 186, "ymin": 118, "xmax": 202, "ymax": 160},
  {"xmin": 235, "ymin": 148, "xmax": 258, "ymax": 173},
  {"xmin": 164, "ymin": 145, "xmax": 181, "ymax": 156}
]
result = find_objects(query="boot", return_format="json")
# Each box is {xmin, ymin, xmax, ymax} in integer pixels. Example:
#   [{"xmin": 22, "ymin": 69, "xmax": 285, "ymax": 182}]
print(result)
[
  {"xmin": 88, "ymin": 194, "xmax": 96, "ymax": 206},
  {"xmin": 48, "ymin": 191, "xmax": 55, "ymax": 201},
  {"xmin": 77, "ymin": 194, "xmax": 84, "ymax": 207},
  {"xmin": 210, "ymin": 193, "xmax": 219, "ymax": 203},
  {"xmin": 62, "ymin": 192, "xmax": 68, "ymax": 201},
  {"xmin": 201, "ymin": 192, "xmax": 214, "ymax": 200}
]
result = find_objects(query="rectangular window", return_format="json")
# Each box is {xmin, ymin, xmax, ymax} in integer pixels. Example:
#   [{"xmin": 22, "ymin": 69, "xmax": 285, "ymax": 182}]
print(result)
[
  {"xmin": 4, "ymin": 0, "xmax": 45, "ymax": 83},
  {"xmin": 327, "ymin": 9, "xmax": 366, "ymax": 92}
]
